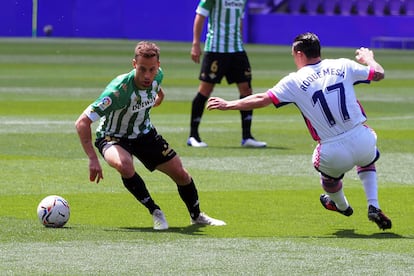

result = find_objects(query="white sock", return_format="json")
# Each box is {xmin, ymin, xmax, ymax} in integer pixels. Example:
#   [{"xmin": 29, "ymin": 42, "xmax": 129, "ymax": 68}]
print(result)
[
  {"xmin": 359, "ymin": 170, "xmax": 379, "ymax": 208},
  {"xmin": 326, "ymin": 189, "xmax": 349, "ymax": 211}
]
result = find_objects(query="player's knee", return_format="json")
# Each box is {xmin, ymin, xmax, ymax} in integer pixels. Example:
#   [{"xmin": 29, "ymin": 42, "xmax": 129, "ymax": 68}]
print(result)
[
  {"xmin": 108, "ymin": 159, "xmax": 134, "ymax": 178},
  {"xmin": 320, "ymin": 175, "xmax": 343, "ymax": 193},
  {"xmin": 358, "ymin": 150, "xmax": 380, "ymax": 172},
  {"xmin": 174, "ymin": 168, "xmax": 192, "ymax": 186},
  {"xmin": 357, "ymin": 163, "xmax": 376, "ymax": 174}
]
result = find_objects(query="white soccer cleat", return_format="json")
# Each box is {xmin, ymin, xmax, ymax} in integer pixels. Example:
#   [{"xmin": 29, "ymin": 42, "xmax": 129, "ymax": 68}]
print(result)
[
  {"xmin": 191, "ymin": 212, "xmax": 226, "ymax": 226},
  {"xmin": 152, "ymin": 209, "xmax": 169, "ymax": 230},
  {"xmin": 187, "ymin": 137, "xmax": 208, "ymax": 147},
  {"xmin": 241, "ymin": 138, "xmax": 267, "ymax": 148}
]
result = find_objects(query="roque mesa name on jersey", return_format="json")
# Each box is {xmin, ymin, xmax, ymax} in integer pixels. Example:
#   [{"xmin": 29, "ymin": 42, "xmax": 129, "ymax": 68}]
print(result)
[{"xmin": 300, "ymin": 67, "xmax": 345, "ymax": 92}]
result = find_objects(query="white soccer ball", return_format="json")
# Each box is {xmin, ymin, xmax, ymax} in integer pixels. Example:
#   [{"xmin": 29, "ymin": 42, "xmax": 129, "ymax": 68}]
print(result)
[
  {"xmin": 37, "ymin": 195, "xmax": 70, "ymax": 228},
  {"xmin": 43, "ymin": 24, "xmax": 53, "ymax": 36}
]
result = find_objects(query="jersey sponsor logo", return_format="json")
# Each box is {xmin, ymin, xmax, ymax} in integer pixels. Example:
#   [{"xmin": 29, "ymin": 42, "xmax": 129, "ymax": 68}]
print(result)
[
  {"xmin": 131, "ymin": 97, "xmax": 155, "ymax": 112},
  {"xmin": 224, "ymin": 0, "xmax": 244, "ymax": 8},
  {"xmin": 98, "ymin": 96, "xmax": 112, "ymax": 111}
]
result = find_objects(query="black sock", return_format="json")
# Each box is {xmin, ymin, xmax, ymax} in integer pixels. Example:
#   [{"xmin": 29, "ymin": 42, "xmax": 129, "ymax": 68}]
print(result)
[
  {"xmin": 240, "ymin": 95, "xmax": 253, "ymax": 139},
  {"xmin": 190, "ymin": 92, "xmax": 208, "ymax": 141},
  {"xmin": 122, "ymin": 173, "xmax": 160, "ymax": 214},
  {"xmin": 177, "ymin": 179, "xmax": 200, "ymax": 219}
]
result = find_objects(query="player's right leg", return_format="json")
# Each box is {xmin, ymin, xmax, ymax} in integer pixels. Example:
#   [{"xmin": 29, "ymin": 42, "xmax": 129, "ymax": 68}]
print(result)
[
  {"xmin": 96, "ymin": 138, "xmax": 166, "ymax": 230},
  {"xmin": 319, "ymin": 175, "xmax": 353, "ymax": 216},
  {"xmin": 312, "ymin": 141, "xmax": 354, "ymax": 216}
]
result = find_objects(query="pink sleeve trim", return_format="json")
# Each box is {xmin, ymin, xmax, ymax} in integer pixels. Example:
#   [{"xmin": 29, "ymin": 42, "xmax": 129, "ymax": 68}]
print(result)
[
  {"xmin": 267, "ymin": 90, "xmax": 280, "ymax": 105},
  {"xmin": 367, "ymin": 67, "xmax": 375, "ymax": 81}
]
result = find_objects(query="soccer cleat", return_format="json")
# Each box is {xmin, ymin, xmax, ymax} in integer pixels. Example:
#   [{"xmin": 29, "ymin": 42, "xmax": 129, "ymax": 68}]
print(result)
[
  {"xmin": 152, "ymin": 209, "xmax": 168, "ymax": 230},
  {"xmin": 319, "ymin": 194, "xmax": 353, "ymax": 217},
  {"xmin": 241, "ymin": 138, "xmax": 267, "ymax": 148},
  {"xmin": 191, "ymin": 212, "xmax": 226, "ymax": 226},
  {"xmin": 187, "ymin": 137, "xmax": 208, "ymax": 147},
  {"xmin": 368, "ymin": 205, "xmax": 392, "ymax": 230}
]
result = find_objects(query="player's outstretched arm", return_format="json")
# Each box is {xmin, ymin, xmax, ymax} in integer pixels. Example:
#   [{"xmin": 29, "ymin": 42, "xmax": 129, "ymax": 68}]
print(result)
[
  {"xmin": 355, "ymin": 47, "xmax": 385, "ymax": 81},
  {"xmin": 207, "ymin": 92, "xmax": 272, "ymax": 111}
]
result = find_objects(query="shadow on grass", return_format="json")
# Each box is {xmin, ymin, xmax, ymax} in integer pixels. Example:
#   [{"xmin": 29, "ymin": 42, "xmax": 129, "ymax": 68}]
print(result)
[
  {"xmin": 332, "ymin": 229, "xmax": 407, "ymax": 239},
  {"xmin": 107, "ymin": 224, "xmax": 208, "ymax": 235}
]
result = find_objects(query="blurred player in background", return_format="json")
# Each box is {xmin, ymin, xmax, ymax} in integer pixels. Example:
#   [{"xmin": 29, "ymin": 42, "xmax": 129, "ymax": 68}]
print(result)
[
  {"xmin": 75, "ymin": 41, "xmax": 226, "ymax": 230},
  {"xmin": 207, "ymin": 32, "xmax": 392, "ymax": 230},
  {"xmin": 187, "ymin": 0, "xmax": 266, "ymax": 148}
]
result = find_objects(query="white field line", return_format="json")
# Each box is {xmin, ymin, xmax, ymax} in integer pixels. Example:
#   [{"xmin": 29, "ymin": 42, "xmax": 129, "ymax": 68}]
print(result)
[
  {"xmin": 182, "ymin": 154, "xmax": 414, "ymax": 186},
  {"xmin": 0, "ymin": 119, "xmax": 76, "ymax": 133},
  {"xmin": 1, "ymin": 239, "xmax": 412, "ymax": 275}
]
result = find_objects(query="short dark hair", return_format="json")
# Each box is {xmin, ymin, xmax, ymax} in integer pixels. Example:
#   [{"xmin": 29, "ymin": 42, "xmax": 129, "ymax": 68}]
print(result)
[
  {"xmin": 292, "ymin": 32, "xmax": 321, "ymax": 58},
  {"xmin": 134, "ymin": 41, "xmax": 160, "ymax": 60}
]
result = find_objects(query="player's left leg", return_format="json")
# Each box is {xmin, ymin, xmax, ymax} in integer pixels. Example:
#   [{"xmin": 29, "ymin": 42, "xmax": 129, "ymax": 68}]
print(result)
[
  {"xmin": 355, "ymin": 126, "xmax": 391, "ymax": 229},
  {"xmin": 136, "ymin": 130, "xmax": 225, "ymax": 226},
  {"xmin": 156, "ymin": 156, "xmax": 226, "ymax": 226},
  {"xmin": 357, "ymin": 163, "xmax": 379, "ymax": 208},
  {"xmin": 188, "ymin": 81, "xmax": 214, "ymax": 147},
  {"xmin": 357, "ymin": 162, "xmax": 392, "ymax": 230},
  {"xmin": 230, "ymin": 52, "xmax": 266, "ymax": 147},
  {"xmin": 236, "ymin": 81, "xmax": 267, "ymax": 148}
]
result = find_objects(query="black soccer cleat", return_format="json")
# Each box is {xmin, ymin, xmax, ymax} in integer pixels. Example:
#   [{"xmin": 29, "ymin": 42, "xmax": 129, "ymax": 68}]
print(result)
[
  {"xmin": 320, "ymin": 194, "xmax": 353, "ymax": 217},
  {"xmin": 368, "ymin": 205, "xmax": 392, "ymax": 230}
]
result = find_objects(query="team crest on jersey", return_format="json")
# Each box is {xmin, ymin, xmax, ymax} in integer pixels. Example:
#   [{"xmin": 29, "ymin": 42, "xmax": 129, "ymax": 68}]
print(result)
[{"xmin": 97, "ymin": 96, "xmax": 112, "ymax": 111}]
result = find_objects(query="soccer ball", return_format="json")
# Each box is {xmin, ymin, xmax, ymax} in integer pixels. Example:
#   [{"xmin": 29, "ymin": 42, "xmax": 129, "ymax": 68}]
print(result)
[
  {"xmin": 37, "ymin": 195, "xmax": 70, "ymax": 228},
  {"xmin": 43, "ymin": 24, "xmax": 53, "ymax": 36}
]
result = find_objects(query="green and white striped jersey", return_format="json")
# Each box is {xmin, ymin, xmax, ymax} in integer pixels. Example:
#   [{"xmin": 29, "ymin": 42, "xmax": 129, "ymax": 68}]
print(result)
[
  {"xmin": 197, "ymin": 0, "xmax": 246, "ymax": 53},
  {"xmin": 84, "ymin": 68, "xmax": 163, "ymax": 139}
]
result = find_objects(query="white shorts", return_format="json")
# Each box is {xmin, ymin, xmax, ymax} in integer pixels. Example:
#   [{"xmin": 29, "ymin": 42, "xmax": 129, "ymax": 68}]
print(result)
[{"xmin": 312, "ymin": 124, "xmax": 378, "ymax": 179}]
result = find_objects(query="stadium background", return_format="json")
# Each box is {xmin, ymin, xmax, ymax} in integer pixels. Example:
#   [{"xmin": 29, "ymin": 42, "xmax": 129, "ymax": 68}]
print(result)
[{"xmin": 2, "ymin": 0, "xmax": 414, "ymax": 48}]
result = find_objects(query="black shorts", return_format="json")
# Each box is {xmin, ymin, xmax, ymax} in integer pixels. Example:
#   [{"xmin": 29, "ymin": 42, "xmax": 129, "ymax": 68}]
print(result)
[
  {"xmin": 199, "ymin": 51, "xmax": 252, "ymax": 84},
  {"xmin": 95, "ymin": 128, "xmax": 177, "ymax": 172}
]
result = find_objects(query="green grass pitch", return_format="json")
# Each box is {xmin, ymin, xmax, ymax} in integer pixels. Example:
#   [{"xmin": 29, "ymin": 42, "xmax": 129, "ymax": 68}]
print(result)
[{"xmin": 0, "ymin": 38, "xmax": 413, "ymax": 275}]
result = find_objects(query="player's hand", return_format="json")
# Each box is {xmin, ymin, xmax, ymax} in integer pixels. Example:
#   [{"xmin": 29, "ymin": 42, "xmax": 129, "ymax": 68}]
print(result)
[
  {"xmin": 191, "ymin": 43, "xmax": 202, "ymax": 63},
  {"xmin": 89, "ymin": 158, "xmax": 103, "ymax": 184},
  {"xmin": 153, "ymin": 88, "xmax": 165, "ymax": 107},
  {"xmin": 207, "ymin": 97, "xmax": 227, "ymax": 110},
  {"xmin": 355, "ymin": 47, "xmax": 374, "ymax": 64}
]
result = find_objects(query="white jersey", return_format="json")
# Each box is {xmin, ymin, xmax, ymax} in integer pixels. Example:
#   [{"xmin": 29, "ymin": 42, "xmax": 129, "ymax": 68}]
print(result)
[{"xmin": 267, "ymin": 58, "xmax": 374, "ymax": 142}]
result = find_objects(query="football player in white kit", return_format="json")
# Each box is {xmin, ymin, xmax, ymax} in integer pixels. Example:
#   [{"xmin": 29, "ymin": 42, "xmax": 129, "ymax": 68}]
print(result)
[{"xmin": 207, "ymin": 32, "xmax": 392, "ymax": 230}]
